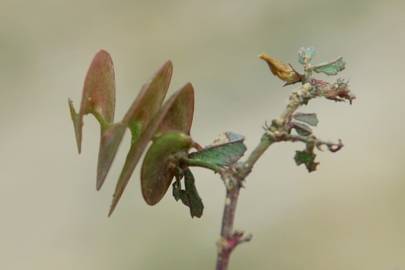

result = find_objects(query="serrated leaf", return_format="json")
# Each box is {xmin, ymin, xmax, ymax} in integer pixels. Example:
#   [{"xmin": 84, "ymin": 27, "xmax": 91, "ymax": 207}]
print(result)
[
  {"xmin": 294, "ymin": 150, "xmax": 319, "ymax": 172},
  {"xmin": 293, "ymin": 113, "xmax": 319, "ymax": 127},
  {"xmin": 312, "ymin": 57, "xmax": 345, "ymax": 76},
  {"xmin": 109, "ymin": 84, "xmax": 195, "ymax": 216},
  {"xmin": 291, "ymin": 122, "xmax": 312, "ymax": 136},
  {"xmin": 189, "ymin": 132, "xmax": 247, "ymax": 167},
  {"xmin": 298, "ymin": 47, "xmax": 316, "ymax": 65}
]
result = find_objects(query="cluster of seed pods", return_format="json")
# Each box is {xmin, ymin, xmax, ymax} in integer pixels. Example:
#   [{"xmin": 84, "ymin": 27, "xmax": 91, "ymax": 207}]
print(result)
[{"xmin": 69, "ymin": 50, "xmax": 196, "ymax": 216}]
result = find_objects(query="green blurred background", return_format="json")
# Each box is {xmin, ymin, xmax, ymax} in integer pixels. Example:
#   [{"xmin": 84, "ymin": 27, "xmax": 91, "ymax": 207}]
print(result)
[{"xmin": 1, "ymin": 0, "xmax": 404, "ymax": 269}]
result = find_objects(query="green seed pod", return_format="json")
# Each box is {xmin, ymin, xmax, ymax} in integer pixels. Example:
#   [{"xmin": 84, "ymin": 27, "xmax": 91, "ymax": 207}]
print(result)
[{"xmin": 141, "ymin": 131, "xmax": 193, "ymax": 205}]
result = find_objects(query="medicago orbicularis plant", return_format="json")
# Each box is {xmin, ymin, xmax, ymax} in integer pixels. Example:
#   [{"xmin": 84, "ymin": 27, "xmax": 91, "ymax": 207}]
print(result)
[{"xmin": 69, "ymin": 47, "xmax": 355, "ymax": 270}]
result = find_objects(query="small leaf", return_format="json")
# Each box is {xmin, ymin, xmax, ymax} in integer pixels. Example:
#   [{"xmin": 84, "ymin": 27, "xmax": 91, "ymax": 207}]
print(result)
[
  {"xmin": 312, "ymin": 57, "xmax": 345, "ymax": 76},
  {"xmin": 183, "ymin": 169, "xmax": 204, "ymax": 218},
  {"xmin": 293, "ymin": 113, "xmax": 319, "ymax": 127},
  {"xmin": 172, "ymin": 169, "xmax": 204, "ymax": 218},
  {"xmin": 210, "ymin": 132, "xmax": 244, "ymax": 146},
  {"xmin": 141, "ymin": 131, "xmax": 193, "ymax": 206},
  {"xmin": 172, "ymin": 179, "xmax": 182, "ymax": 201},
  {"xmin": 291, "ymin": 122, "xmax": 312, "ymax": 136},
  {"xmin": 294, "ymin": 150, "xmax": 319, "ymax": 172},
  {"xmin": 189, "ymin": 132, "xmax": 247, "ymax": 167},
  {"xmin": 298, "ymin": 47, "xmax": 316, "ymax": 65}
]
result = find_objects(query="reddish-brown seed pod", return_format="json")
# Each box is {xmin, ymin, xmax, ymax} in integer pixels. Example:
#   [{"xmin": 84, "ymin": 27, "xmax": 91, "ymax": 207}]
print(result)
[
  {"xmin": 96, "ymin": 60, "xmax": 173, "ymax": 190},
  {"xmin": 109, "ymin": 83, "xmax": 195, "ymax": 216},
  {"xmin": 68, "ymin": 50, "xmax": 116, "ymax": 153}
]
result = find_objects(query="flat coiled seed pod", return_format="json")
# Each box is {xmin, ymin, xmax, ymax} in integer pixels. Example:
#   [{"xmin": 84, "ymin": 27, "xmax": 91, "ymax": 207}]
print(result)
[
  {"xmin": 96, "ymin": 60, "xmax": 173, "ymax": 190},
  {"xmin": 141, "ymin": 131, "xmax": 193, "ymax": 205},
  {"xmin": 109, "ymin": 83, "xmax": 195, "ymax": 215},
  {"xmin": 68, "ymin": 50, "xmax": 116, "ymax": 153}
]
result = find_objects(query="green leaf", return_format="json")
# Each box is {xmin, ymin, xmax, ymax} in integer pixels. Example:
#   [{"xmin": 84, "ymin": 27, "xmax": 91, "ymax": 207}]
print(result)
[
  {"xmin": 298, "ymin": 47, "xmax": 316, "ymax": 65},
  {"xmin": 291, "ymin": 122, "xmax": 312, "ymax": 136},
  {"xmin": 294, "ymin": 150, "xmax": 319, "ymax": 172},
  {"xmin": 172, "ymin": 178, "xmax": 182, "ymax": 201},
  {"xmin": 312, "ymin": 57, "xmax": 345, "ymax": 76},
  {"xmin": 293, "ymin": 113, "xmax": 319, "ymax": 126},
  {"xmin": 189, "ymin": 132, "xmax": 247, "ymax": 167},
  {"xmin": 172, "ymin": 169, "xmax": 204, "ymax": 218},
  {"xmin": 183, "ymin": 169, "xmax": 204, "ymax": 218}
]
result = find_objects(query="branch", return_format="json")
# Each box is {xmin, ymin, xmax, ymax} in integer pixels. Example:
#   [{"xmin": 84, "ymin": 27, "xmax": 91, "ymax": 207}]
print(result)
[
  {"xmin": 286, "ymin": 134, "xmax": 343, "ymax": 153},
  {"xmin": 215, "ymin": 78, "xmax": 354, "ymax": 270}
]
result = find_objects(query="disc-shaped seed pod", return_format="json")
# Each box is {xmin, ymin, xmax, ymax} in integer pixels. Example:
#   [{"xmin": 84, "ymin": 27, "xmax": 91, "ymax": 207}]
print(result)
[
  {"xmin": 68, "ymin": 50, "xmax": 116, "ymax": 153},
  {"xmin": 109, "ymin": 83, "xmax": 194, "ymax": 215},
  {"xmin": 96, "ymin": 60, "xmax": 173, "ymax": 190},
  {"xmin": 141, "ymin": 131, "xmax": 193, "ymax": 205}
]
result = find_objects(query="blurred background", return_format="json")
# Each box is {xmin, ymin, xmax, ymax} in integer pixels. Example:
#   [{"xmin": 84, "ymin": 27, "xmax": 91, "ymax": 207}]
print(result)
[{"xmin": 1, "ymin": 0, "xmax": 404, "ymax": 269}]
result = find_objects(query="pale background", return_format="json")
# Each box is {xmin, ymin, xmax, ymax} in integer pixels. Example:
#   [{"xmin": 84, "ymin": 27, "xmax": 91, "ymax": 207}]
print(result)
[{"xmin": 0, "ymin": 0, "xmax": 404, "ymax": 269}]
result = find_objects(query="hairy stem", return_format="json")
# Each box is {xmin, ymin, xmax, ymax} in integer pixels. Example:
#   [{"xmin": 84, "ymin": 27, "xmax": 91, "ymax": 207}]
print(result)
[
  {"xmin": 216, "ymin": 187, "xmax": 240, "ymax": 270},
  {"xmin": 239, "ymin": 134, "xmax": 274, "ymax": 178},
  {"xmin": 214, "ymin": 80, "xmax": 353, "ymax": 269},
  {"xmin": 215, "ymin": 134, "xmax": 273, "ymax": 270}
]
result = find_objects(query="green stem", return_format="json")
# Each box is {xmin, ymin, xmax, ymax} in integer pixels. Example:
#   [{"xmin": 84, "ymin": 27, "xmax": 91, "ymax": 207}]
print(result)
[
  {"xmin": 238, "ymin": 133, "xmax": 274, "ymax": 178},
  {"xmin": 92, "ymin": 110, "xmax": 110, "ymax": 131}
]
